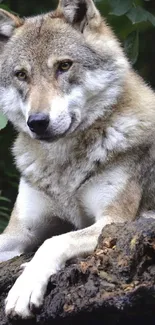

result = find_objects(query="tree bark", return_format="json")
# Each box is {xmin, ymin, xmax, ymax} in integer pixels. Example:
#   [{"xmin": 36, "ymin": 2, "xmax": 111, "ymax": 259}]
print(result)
[{"xmin": 0, "ymin": 218, "xmax": 155, "ymax": 325}]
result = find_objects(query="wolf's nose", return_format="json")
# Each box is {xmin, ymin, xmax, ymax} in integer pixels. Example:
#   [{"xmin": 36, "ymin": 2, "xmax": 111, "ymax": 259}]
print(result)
[{"xmin": 27, "ymin": 113, "xmax": 50, "ymax": 135}]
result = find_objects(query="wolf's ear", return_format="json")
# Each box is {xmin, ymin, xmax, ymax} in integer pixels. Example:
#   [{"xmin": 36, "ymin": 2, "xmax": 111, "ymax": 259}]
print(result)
[
  {"xmin": 56, "ymin": 0, "xmax": 101, "ymax": 32},
  {"xmin": 0, "ymin": 9, "xmax": 23, "ymax": 49}
]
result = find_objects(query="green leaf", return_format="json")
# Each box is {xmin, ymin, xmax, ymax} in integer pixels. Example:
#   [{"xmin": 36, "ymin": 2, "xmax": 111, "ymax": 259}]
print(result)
[
  {"xmin": 0, "ymin": 211, "xmax": 10, "ymax": 218},
  {"xmin": 0, "ymin": 4, "xmax": 10, "ymax": 10},
  {"xmin": 0, "ymin": 113, "xmax": 8, "ymax": 130},
  {"xmin": 0, "ymin": 207, "xmax": 11, "ymax": 212},
  {"xmin": 5, "ymin": 171, "xmax": 19, "ymax": 179},
  {"xmin": 124, "ymin": 31, "xmax": 139, "ymax": 65},
  {"xmin": 0, "ymin": 196, "xmax": 11, "ymax": 203},
  {"xmin": 9, "ymin": 181, "xmax": 19, "ymax": 189},
  {"xmin": 127, "ymin": 7, "xmax": 148, "ymax": 24},
  {"xmin": 147, "ymin": 12, "xmax": 155, "ymax": 26},
  {"xmin": 109, "ymin": 0, "xmax": 132, "ymax": 16},
  {"xmin": 0, "ymin": 219, "xmax": 9, "ymax": 233}
]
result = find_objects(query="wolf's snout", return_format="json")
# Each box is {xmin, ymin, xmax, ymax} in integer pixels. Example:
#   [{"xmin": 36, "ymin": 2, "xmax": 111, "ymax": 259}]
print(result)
[{"xmin": 27, "ymin": 113, "xmax": 50, "ymax": 135}]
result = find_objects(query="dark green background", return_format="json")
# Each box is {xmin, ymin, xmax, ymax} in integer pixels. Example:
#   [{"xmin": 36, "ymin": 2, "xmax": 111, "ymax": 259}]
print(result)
[{"xmin": 0, "ymin": 0, "xmax": 155, "ymax": 232}]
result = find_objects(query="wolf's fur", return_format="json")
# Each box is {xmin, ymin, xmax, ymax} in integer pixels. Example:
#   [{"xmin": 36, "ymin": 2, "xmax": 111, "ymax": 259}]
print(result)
[{"xmin": 0, "ymin": 0, "xmax": 155, "ymax": 318}]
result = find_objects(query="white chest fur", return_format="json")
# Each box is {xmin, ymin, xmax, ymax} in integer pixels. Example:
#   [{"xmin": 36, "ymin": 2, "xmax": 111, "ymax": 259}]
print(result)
[{"xmin": 13, "ymin": 134, "xmax": 102, "ymax": 228}]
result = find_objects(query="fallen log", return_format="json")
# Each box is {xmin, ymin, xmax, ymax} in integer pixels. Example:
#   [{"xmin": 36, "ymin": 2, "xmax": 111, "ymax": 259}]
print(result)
[{"xmin": 0, "ymin": 217, "xmax": 155, "ymax": 325}]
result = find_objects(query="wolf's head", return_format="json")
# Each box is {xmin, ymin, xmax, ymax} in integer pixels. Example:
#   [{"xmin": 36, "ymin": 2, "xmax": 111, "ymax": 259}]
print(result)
[{"xmin": 0, "ymin": 0, "xmax": 129, "ymax": 141}]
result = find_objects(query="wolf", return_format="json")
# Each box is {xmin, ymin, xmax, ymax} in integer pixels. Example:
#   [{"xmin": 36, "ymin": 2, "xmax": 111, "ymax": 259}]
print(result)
[{"xmin": 0, "ymin": 0, "xmax": 155, "ymax": 318}]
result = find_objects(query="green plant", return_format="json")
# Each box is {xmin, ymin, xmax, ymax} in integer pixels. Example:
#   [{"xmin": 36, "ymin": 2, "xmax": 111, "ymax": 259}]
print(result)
[
  {"xmin": 0, "ymin": 195, "xmax": 11, "ymax": 233},
  {"xmin": 107, "ymin": 0, "xmax": 155, "ymax": 64},
  {"xmin": 0, "ymin": 113, "xmax": 7, "ymax": 131}
]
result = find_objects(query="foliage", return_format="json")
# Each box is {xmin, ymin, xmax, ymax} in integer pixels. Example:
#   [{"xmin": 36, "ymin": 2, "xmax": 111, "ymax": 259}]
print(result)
[
  {"xmin": 0, "ymin": 0, "xmax": 155, "ymax": 232},
  {"xmin": 0, "ymin": 113, "xmax": 7, "ymax": 130},
  {"xmin": 0, "ymin": 196, "xmax": 10, "ymax": 233}
]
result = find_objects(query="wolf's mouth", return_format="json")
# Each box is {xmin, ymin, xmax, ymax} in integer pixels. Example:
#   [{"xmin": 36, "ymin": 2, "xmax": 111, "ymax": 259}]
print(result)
[{"xmin": 34, "ymin": 113, "xmax": 77, "ymax": 142}]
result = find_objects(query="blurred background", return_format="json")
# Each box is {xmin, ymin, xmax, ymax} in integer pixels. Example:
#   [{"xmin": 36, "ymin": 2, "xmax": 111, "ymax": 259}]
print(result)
[{"xmin": 0, "ymin": 0, "xmax": 155, "ymax": 232}]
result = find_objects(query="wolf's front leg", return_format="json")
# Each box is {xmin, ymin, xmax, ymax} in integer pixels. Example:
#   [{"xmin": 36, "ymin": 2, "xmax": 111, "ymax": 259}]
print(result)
[{"xmin": 0, "ymin": 178, "xmax": 58, "ymax": 262}]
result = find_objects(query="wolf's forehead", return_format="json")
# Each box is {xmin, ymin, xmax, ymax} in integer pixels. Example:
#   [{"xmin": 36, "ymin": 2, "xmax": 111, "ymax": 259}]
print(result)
[
  {"xmin": 8, "ymin": 17, "xmax": 104, "ymax": 71},
  {"xmin": 17, "ymin": 17, "xmax": 82, "ymax": 48},
  {"xmin": 13, "ymin": 18, "xmax": 83, "ymax": 61}
]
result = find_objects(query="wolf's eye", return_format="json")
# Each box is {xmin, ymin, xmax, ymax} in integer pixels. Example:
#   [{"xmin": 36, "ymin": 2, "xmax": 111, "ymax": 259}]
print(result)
[
  {"xmin": 58, "ymin": 61, "xmax": 73, "ymax": 73},
  {"xmin": 15, "ymin": 70, "xmax": 28, "ymax": 81}
]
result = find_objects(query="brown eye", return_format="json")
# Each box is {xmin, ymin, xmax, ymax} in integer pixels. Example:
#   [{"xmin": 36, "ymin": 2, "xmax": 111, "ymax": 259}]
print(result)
[
  {"xmin": 58, "ymin": 61, "xmax": 73, "ymax": 73},
  {"xmin": 15, "ymin": 70, "xmax": 28, "ymax": 81}
]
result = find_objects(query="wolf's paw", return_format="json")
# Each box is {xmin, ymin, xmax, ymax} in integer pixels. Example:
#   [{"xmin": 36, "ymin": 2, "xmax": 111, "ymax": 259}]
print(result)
[
  {"xmin": 5, "ymin": 263, "xmax": 52, "ymax": 318},
  {"xmin": 5, "ymin": 237, "xmax": 65, "ymax": 318}
]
